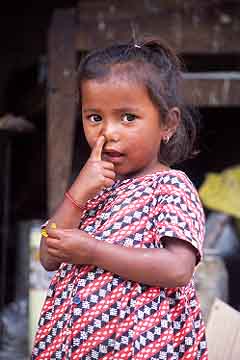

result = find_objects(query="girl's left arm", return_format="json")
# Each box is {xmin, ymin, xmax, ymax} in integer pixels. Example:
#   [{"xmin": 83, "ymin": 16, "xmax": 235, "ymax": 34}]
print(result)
[
  {"xmin": 46, "ymin": 228, "xmax": 196, "ymax": 288},
  {"xmin": 92, "ymin": 235, "xmax": 196, "ymax": 287}
]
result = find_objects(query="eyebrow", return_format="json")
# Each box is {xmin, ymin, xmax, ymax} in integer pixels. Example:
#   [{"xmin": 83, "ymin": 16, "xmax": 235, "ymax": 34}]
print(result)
[
  {"xmin": 83, "ymin": 107, "xmax": 140, "ymax": 113},
  {"xmin": 82, "ymin": 108, "xmax": 99, "ymax": 113}
]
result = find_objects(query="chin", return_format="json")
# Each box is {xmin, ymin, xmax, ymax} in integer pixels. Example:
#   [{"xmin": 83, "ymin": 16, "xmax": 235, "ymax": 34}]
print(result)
[
  {"xmin": 119, "ymin": 170, "xmax": 140, "ymax": 180},
  {"xmin": 115, "ymin": 163, "xmax": 144, "ymax": 179}
]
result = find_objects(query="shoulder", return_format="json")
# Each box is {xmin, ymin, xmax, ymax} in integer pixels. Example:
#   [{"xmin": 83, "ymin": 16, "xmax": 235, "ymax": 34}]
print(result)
[
  {"xmin": 153, "ymin": 169, "xmax": 197, "ymax": 193},
  {"xmin": 152, "ymin": 170, "xmax": 204, "ymax": 213}
]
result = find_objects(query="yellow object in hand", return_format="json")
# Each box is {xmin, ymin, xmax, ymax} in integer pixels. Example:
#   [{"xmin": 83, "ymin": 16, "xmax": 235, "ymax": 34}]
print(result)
[
  {"xmin": 41, "ymin": 229, "xmax": 48, "ymax": 238},
  {"xmin": 41, "ymin": 222, "xmax": 57, "ymax": 238}
]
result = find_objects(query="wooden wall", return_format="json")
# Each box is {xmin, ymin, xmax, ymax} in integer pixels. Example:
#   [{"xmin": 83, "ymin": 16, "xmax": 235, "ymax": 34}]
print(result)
[{"xmin": 75, "ymin": 0, "xmax": 240, "ymax": 53}]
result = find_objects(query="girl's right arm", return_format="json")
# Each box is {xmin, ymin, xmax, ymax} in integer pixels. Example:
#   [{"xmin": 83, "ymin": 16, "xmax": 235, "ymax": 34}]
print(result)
[{"xmin": 40, "ymin": 136, "xmax": 116, "ymax": 271}]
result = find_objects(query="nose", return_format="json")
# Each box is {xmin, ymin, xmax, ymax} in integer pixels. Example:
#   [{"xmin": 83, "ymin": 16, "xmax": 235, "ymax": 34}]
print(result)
[{"xmin": 102, "ymin": 121, "xmax": 119, "ymax": 142}]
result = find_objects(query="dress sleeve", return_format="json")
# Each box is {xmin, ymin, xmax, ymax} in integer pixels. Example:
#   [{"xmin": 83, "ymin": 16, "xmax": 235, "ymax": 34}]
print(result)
[{"xmin": 152, "ymin": 172, "xmax": 205, "ymax": 263}]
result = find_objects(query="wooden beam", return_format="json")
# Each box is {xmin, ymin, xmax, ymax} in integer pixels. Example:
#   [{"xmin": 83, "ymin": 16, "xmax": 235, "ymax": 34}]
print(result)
[
  {"xmin": 47, "ymin": 8, "xmax": 77, "ymax": 214},
  {"xmin": 76, "ymin": 0, "xmax": 240, "ymax": 53},
  {"xmin": 183, "ymin": 73, "xmax": 240, "ymax": 106}
]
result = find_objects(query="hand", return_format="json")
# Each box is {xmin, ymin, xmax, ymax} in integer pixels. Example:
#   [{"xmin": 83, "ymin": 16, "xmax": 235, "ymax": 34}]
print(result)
[
  {"xmin": 45, "ymin": 227, "xmax": 97, "ymax": 265},
  {"xmin": 70, "ymin": 136, "xmax": 116, "ymax": 202}
]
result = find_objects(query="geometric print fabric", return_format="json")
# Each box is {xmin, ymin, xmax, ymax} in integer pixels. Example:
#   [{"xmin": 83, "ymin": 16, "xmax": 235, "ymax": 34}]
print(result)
[{"xmin": 32, "ymin": 170, "xmax": 208, "ymax": 359}]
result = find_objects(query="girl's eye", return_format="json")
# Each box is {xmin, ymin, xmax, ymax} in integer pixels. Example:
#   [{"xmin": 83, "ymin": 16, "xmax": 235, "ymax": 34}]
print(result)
[
  {"xmin": 87, "ymin": 114, "xmax": 102, "ymax": 123},
  {"xmin": 122, "ymin": 113, "xmax": 137, "ymax": 122}
]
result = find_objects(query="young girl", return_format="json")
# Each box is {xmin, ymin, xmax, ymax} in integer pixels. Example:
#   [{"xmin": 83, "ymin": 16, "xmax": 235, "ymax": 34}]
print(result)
[{"xmin": 32, "ymin": 39, "xmax": 208, "ymax": 359}]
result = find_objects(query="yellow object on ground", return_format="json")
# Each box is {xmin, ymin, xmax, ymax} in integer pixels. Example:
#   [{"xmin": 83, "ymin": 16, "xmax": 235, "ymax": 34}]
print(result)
[{"xmin": 199, "ymin": 165, "xmax": 240, "ymax": 219}]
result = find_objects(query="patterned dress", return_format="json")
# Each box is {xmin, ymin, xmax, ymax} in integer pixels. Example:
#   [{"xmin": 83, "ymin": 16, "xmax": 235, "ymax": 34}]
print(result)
[{"xmin": 32, "ymin": 170, "xmax": 208, "ymax": 359}]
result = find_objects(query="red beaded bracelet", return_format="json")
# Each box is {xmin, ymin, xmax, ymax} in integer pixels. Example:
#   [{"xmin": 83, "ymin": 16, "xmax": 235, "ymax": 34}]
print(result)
[{"xmin": 64, "ymin": 191, "xmax": 83, "ymax": 210}]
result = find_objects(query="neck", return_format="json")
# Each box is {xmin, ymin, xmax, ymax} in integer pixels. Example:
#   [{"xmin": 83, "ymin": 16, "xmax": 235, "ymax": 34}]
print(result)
[{"xmin": 117, "ymin": 163, "xmax": 170, "ymax": 181}]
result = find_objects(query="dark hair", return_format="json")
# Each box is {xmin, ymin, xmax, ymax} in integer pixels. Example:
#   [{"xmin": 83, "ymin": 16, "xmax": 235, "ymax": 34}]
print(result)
[{"xmin": 77, "ymin": 38, "xmax": 199, "ymax": 166}]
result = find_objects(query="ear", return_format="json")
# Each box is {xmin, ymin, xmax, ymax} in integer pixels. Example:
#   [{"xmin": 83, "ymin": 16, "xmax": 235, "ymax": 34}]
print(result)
[{"xmin": 163, "ymin": 107, "xmax": 181, "ymax": 139}]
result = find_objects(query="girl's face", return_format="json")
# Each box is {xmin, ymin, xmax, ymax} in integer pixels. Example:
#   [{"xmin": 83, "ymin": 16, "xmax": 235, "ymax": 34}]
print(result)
[{"xmin": 81, "ymin": 76, "xmax": 170, "ymax": 179}]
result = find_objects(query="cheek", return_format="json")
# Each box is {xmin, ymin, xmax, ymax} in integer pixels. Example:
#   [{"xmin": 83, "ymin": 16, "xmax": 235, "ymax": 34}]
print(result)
[
  {"xmin": 83, "ymin": 123, "xmax": 98, "ymax": 149},
  {"xmin": 127, "ymin": 129, "xmax": 156, "ymax": 150},
  {"xmin": 130, "ymin": 132, "xmax": 161, "ymax": 159}
]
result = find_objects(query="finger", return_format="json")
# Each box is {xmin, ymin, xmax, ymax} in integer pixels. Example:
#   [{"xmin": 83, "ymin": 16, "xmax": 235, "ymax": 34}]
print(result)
[
  {"xmin": 104, "ymin": 178, "xmax": 116, "ymax": 188},
  {"xmin": 47, "ymin": 247, "xmax": 64, "ymax": 261},
  {"xmin": 47, "ymin": 228, "xmax": 64, "ymax": 239},
  {"xmin": 90, "ymin": 135, "xmax": 105, "ymax": 161},
  {"xmin": 103, "ymin": 169, "xmax": 116, "ymax": 180},
  {"xmin": 46, "ymin": 236, "xmax": 61, "ymax": 250},
  {"xmin": 101, "ymin": 161, "xmax": 115, "ymax": 170}
]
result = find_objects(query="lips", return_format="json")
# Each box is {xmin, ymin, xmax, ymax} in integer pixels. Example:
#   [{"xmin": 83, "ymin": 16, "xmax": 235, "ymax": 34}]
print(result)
[
  {"xmin": 102, "ymin": 149, "xmax": 124, "ymax": 163},
  {"xmin": 104, "ymin": 150, "xmax": 122, "ymax": 157}
]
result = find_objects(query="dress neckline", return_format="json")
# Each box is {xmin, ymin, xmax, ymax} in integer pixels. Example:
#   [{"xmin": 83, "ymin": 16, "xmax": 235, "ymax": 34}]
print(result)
[{"xmin": 114, "ymin": 168, "xmax": 185, "ymax": 186}]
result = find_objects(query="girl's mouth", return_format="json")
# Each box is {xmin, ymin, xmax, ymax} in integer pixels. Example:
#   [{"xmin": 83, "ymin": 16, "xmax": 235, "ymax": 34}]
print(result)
[{"xmin": 102, "ymin": 150, "xmax": 124, "ymax": 163}]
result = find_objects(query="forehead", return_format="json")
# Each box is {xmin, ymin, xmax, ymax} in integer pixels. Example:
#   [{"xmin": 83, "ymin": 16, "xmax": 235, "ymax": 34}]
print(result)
[{"xmin": 81, "ymin": 75, "xmax": 153, "ymax": 109}]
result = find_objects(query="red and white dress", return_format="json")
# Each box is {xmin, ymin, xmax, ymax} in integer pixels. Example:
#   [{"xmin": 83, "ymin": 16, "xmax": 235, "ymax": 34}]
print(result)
[{"xmin": 32, "ymin": 170, "xmax": 208, "ymax": 359}]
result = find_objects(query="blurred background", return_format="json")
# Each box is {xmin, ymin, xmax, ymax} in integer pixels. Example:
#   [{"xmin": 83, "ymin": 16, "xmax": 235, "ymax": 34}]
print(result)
[{"xmin": 0, "ymin": 1, "xmax": 240, "ymax": 358}]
